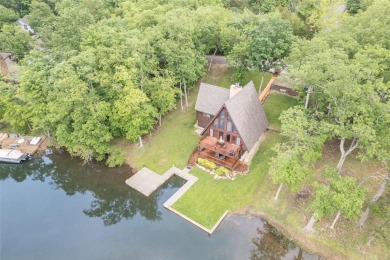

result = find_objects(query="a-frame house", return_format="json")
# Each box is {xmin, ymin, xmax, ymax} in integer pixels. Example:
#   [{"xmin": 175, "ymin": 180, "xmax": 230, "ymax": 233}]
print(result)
[{"xmin": 193, "ymin": 81, "xmax": 269, "ymax": 171}]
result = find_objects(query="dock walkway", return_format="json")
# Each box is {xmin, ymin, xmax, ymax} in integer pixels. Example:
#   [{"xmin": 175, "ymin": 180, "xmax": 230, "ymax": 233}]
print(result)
[
  {"xmin": 0, "ymin": 134, "xmax": 44, "ymax": 155},
  {"xmin": 125, "ymin": 166, "xmax": 197, "ymax": 196},
  {"xmin": 126, "ymin": 166, "xmax": 227, "ymax": 234}
]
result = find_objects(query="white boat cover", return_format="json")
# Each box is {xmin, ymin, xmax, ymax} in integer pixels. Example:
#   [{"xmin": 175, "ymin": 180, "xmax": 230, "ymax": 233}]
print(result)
[
  {"xmin": 0, "ymin": 149, "xmax": 25, "ymax": 160},
  {"xmin": 30, "ymin": 137, "xmax": 41, "ymax": 145}
]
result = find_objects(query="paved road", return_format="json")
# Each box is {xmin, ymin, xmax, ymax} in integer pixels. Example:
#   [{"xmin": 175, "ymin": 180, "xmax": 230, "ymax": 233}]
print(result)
[{"xmin": 205, "ymin": 55, "xmax": 227, "ymax": 64}]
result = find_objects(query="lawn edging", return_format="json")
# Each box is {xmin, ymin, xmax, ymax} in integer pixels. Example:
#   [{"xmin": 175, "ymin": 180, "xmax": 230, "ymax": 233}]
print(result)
[{"xmin": 165, "ymin": 205, "xmax": 228, "ymax": 234}]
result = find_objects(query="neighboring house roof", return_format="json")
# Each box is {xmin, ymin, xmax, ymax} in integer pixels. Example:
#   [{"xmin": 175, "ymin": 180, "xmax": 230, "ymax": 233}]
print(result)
[
  {"xmin": 0, "ymin": 52, "xmax": 18, "ymax": 77},
  {"xmin": 195, "ymin": 82, "xmax": 230, "ymax": 115},
  {"xmin": 225, "ymin": 81, "xmax": 269, "ymax": 151}
]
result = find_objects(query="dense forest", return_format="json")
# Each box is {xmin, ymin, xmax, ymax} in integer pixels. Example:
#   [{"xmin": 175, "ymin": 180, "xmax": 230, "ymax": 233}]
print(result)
[
  {"xmin": 0, "ymin": 0, "xmax": 388, "ymax": 169},
  {"xmin": 1, "ymin": 0, "xmax": 390, "ymax": 255}
]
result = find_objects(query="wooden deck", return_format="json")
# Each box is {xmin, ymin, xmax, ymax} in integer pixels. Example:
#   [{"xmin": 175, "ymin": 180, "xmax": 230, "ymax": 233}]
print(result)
[
  {"xmin": 188, "ymin": 150, "xmax": 248, "ymax": 173},
  {"xmin": 199, "ymin": 150, "xmax": 239, "ymax": 169},
  {"xmin": 0, "ymin": 135, "xmax": 45, "ymax": 155},
  {"xmin": 199, "ymin": 136, "xmax": 241, "ymax": 157}
]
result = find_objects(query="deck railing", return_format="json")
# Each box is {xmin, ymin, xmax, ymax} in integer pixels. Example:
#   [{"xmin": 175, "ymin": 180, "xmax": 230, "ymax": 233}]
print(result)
[{"xmin": 199, "ymin": 151, "xmax": 239, "ymax": 169}]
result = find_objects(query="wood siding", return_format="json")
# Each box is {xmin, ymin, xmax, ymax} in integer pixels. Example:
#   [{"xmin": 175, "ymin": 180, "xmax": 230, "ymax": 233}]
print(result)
[
  {"xmin": 196, "ymin": 111, "xmax": 214, "ymax": 128},
  {"xmin": 203, "ymin": 106, "xmax": 247, "ymax": 152}
]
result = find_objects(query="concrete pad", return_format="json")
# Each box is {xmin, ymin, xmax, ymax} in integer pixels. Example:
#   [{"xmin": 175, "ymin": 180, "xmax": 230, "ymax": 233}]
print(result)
[{"xmin": 125, "ymin": 167, "xmax": 166, "ymax": 196}]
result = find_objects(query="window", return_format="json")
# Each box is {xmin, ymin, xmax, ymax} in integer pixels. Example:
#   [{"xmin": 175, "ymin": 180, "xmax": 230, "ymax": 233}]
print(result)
[
  {"xmin": 219, "ymin": 120, "xmax": 224, "ymax": 129},
  {"xmin": 227, "ymin": 114, "xmax": 231, "ymax": 121},
  {"xmin": 233, "ymin": 125, "xmax": 238, "ymax": 133},
  {"xmin": 236, "ymin": 137, "xmax": 240, "ymax": 146},
  {"xmin": 210, "ymin": 129, "xmax": 213, "ymax": 137},
  {"xmin": 203, "ymin": 113, "xmax": 210, "ymax": 118},
  {"xmin": 220, "ymin": 110, "xmax": 225, "ymax": 119},
  {"xmin": 214, "ymin": 118, "xmax": 219, "ymax": 128},
  {"xmin": 227, "ymin": 121, "xmax": 232, "ymax": 132}
]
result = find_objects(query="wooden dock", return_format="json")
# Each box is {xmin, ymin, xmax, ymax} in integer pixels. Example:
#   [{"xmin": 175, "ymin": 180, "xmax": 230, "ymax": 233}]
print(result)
[
  {"xmin": 0, "ymin": 134, "xmax": 45, "ymax": 155},
  {"xmin": 125, "ymin": 166, "xmax": 197, "ymax": 196}
]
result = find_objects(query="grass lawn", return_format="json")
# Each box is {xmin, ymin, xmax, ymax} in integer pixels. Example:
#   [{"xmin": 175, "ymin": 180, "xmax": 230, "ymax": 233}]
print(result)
[
  {"xmin": 173, "ymin": 131, "xmax": 284, "ymax": 228},
  {"xmin": 122, "ymin": 64, "xmax": 389, "ymax": 258},
  {"xmin": 263, "ymin": 93, "xmax": 299, "ymax": 130},
  {"xmin": 122, "ymin": 65, "xmax": 274, "ymax": 174},
  {"xmin": 122, "ymin": 88, "xmax": 201, "ymax": 174},
  {"xmin": 172, "ymin": 92, "xmax": 296, "ymax": 228},
  {"xmin": 202, "ymin": 65, "xmax": 272, "ymax": 92}
]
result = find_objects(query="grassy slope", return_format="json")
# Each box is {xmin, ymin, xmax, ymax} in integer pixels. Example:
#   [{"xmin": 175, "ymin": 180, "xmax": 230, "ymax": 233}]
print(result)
[
  {"xmin": 123, "ymin": 88, "xmax": 201, "ymax": 174},
  {"xmin": 173, "ymin": 131, "xmax": 284, "ymax": 228},
  {"xmin": 173, "ymin": 91, "xmax": 296, "ymax": 228},
  {"xmin": 124, "ymin": 65, "xmax": 389, "ymax": 258},
  {"xmin": 263, "ymin": 93, "xmax": 299, "ymax": 130},
  {"xmin": 123, "ymin": 65, "xmax": 273, "ymax": 174},
  {"xmin": 249, "ymin": 141, "xmax": 389, "ymax": 259}
]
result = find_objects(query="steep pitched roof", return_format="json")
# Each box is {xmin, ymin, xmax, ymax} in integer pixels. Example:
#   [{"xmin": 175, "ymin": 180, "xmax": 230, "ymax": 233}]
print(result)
[
  {"xmin": 225, "ymin": 81, "xmax": 269, "ymax": 151},
  {"xmin": 195, "ymin": 82, "xmax": 230, "ymax": 115}
]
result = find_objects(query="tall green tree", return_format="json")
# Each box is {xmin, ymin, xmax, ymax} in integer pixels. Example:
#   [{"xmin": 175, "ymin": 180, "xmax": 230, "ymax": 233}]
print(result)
[
  {"xmin": 228, "ymin": 13, "xmax": 294, "ymax": 92},
  {"xmin": 304, "ymin": 168, "xmax": 365, "ymax": 232},
  {"xmin": 0, "ymin": 24, "xmax": 32, "ymax": 60},
  {"xmin": 0, "ymin": 5, "xmax": 18, "ymax": 28},
  {"xmin": 270, "ymin": 107, "xmax": 326, "ymax": 200}
]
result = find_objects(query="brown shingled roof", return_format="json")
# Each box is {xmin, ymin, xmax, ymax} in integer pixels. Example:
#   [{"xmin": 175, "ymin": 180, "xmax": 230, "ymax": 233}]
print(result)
[
  {"xmin": 225, "ymin": 81, "xmax": 269, "ymax": 151},
  {"xmin": 197, "ymin": 81, "xmax": 269, "ymax": 152},
  {"xmin": 195, "ymin": 82, "xmax": 230, "ymax": 116}
]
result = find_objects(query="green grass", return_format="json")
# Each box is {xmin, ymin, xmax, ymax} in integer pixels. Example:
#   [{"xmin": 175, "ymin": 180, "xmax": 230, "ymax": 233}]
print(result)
[
  {"xmin": 263, "ymin": 93, "xmax": 299, "ymax": 130},
  {"xmin": 172, "ymin": 93, "xmax": 296, "ymax": 228},
  {"xmin": 124, "ymin": 89, "xmax": 201, "ymax": 174},
  {"xmin": 173, "ymin": 131, "xmax": 283, "ymax": 228},
  {"xmin": 124, "ymin": 66, "xmax": 273, "ymax": 174},
  {"xmin": 202, "ymin": 67, "xmax": 272, "ymax": 92}
]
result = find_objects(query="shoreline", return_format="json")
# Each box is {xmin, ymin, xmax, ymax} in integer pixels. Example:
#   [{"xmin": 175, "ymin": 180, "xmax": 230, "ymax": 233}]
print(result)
[{"xmin": 232, "ymin": 207, "xmax": 348, "ymax": 260}]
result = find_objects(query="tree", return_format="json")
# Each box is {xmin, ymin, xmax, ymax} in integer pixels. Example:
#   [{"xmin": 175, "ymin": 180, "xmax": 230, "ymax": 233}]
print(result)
[
  {"xmin": 26, "ymin": 0, "xmax": 55, "ymax": 33},
  {"xmin": 287, "ymin": 10, "xmax": 390, "ymax": 173},
  {"xmin": 144, "ymin": 75, "xmax": 178, "ymax": 126},
  {"xmin": 270, "ymin": 107, "xmax": 326, "ymax": 200},
  {"xmin": 18, "ymin": 50, "xmax": 54, "ymax": 137},
  {"xmin": 0, "ymin": 24, "xmax": 32, "ymax": 60},
  {"xmin": 0, "ymin": 0, "xmax": 31, "ymax": 15},
  {"xmin": 0, "ymin": 5, "xmax": 18, "ymax": 28},
  {"xmin": 304, "ymin": 168, "xmax": 365, "ymax": 232},
  {"xmin": 326, "ymin": 169, "xmax": 365, "ymax": 229},
  {"xmin": 111, "ymin": 84, "xmax": 157, "ymax": 145},
  {"xmin": 304, "ymin": 183, "xmax": 335, "ymax": 233},
  {"xmin": 357, "ymin": 169, "xmax": 389, "ymax": 227},
  {"xmin": 228, "ymin": 13, "xmax": 294, "ymax": 92}
]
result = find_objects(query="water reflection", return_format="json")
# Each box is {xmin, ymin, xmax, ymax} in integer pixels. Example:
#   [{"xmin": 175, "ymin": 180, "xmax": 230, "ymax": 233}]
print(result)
[
  {"xmin": 249, "ymin": 223, "xmax": 316, "ymax": 260},
  {"xmin": 0, "ymin": 151, "xmax": 184, "ymax": 225},
  {"xmin": 1, "ymin": 153, "xmax": 320, "ymax": 259}
]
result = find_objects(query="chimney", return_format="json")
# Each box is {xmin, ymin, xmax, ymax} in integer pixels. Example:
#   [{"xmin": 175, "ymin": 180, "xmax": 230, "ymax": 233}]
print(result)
[{"xmin": 229, "ymin": 83, "xmax": 242, "ymax": 98}]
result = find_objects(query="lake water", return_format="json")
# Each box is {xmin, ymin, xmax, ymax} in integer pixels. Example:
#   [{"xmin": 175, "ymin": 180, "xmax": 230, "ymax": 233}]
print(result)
[{"xmin": 1, "ymin": 152, "xmax": 318, "ymax": 259}]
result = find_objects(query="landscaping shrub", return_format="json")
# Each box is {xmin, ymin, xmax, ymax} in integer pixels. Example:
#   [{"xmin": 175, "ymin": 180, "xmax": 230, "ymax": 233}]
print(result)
[
  {"xmin": 197, "ymin": 158, "xmax": 217, "ymax": 170},
  {"xmin": 215, "ymin": 166, "xmax": 230, "ymax": 176}
]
